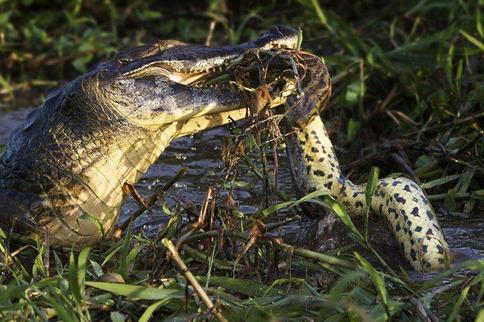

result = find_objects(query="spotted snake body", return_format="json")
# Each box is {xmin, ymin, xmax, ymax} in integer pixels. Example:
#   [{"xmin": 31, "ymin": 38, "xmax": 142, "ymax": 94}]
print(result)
[{"xmin": 283, "ymin": 52, "xmax": 449, "ymax": 271}]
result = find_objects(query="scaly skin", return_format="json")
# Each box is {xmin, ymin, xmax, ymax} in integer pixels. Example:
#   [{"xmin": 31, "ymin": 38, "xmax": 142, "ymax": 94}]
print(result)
[
  {"xmin": 283, "ymin": 52, "xmax": 449, "ymax": 271},
  {"xmin": 0, "ymin": 26, "xmax": 299, "ymax": 246}
]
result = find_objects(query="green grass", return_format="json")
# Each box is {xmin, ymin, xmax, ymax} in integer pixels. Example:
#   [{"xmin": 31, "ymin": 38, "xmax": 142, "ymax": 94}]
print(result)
[
  {"xmin": 0, "ymin": 210, "xmax": 482, "ymax": 321},
  {"xmin": 0, "ymin": 0, "xmax": 483, "ymax": 320}
]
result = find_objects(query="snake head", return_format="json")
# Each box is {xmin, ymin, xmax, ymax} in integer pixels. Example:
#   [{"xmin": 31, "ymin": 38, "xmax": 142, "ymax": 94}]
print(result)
[{"xmin": 283, "ymin": 52, "xmax": 332, "ymax": 128}]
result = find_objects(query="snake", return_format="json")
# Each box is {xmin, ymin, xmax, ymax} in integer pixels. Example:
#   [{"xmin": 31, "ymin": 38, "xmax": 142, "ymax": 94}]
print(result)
[{"xmin": 279, "ymin": 51, "xmax": 449, "ymax": 271}]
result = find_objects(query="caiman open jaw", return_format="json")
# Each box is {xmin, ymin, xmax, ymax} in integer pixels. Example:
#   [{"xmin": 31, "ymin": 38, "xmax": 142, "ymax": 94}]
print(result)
[
  {"xmin": 119, "ymin": 25, "xmax": 299, "ymax": 84},
  {"xmin": 89, "ymin": 25, "xmax": 299, "ymax": 126}
]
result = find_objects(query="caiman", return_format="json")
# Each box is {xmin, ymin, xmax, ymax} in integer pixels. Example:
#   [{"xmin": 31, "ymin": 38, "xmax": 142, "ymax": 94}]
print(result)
[{"xmin": 0, "ymin": 26, "xmax": 298, "ymax": 246}]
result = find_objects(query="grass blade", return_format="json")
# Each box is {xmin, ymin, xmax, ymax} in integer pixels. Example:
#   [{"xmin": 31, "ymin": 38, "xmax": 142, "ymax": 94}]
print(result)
[
  {"xmin": 364, "ymin": 167, "xmax": 379, "ymax": 241},
  {"xmin": 355, "ymin": 253, "xmax": 389, "ymax": 308},
  {"xmin": 85, "ymin": 282, "xmax": 184, "ymax": 300},
  {"xmin": 77, "ymin": 247, "xmax": 91, "ymax": 298},
  {"xmin": 460, "ymin": 30, "xmax": 484, "ymax": 50}
]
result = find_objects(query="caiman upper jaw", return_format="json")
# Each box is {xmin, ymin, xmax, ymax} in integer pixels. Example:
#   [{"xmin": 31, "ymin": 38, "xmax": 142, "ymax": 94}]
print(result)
[{"xmin": 118, "ymin": 26, "xmax": 299, "ymax": 85}]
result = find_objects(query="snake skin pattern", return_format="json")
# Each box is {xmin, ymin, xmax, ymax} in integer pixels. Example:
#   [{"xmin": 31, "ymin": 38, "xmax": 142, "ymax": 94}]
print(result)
[{"xmin": 284, "ymin": 52, "xmax": 449, "ymax": 271}]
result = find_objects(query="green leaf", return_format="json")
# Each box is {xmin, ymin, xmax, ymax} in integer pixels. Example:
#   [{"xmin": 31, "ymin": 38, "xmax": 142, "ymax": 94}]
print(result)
[
  {"xmin": 118, "ymin": 220, "xmax": 133, "ymax": 279},
  {"xmin": 85, "ymin": 282, "xmax": 184, "ymax": 300},
  {"xmin": 448, "ymin": 286, "xmax": 469, "ymax": 321},
  {"xmin": 454, "ymin": 168, "xmax": 475, "ymax": 193},
  {"xmin": 415, "ymin": 154, "xmax": 435, "ymax": 168},
  {"xmin": 72, "ymin": 54, "xmax": 93, "ymax": 72},
  {"xmin": 255, "ymin": 190, "xmax": 327, "ymax": 221},
  {"xmin": 478, "ymin": 7, "xmax": 483, "ymax": 38},
  {"xmin": 139, "ymin": 299, "xmax": 176, "ymax": 322},
  {"xmin": 110, "ymin": 311, "xmax": 126, "ymax": 322},
  {"xmin": 89, "ymin": 259, "xmax": 104, "ymax": 277},
  {"xmin": 79, "ymin": 213, "xmax": 105, "ymax": 237},
  {"xmin": 355, "ymin": 253, "xmax": 389, "ymax": 306},
  {"xmin": 475, "ymin": 308, "xmax": 484, "ymax": 322},
  {"xmin": 364, "ymin": 167, "xmax": 379, "ymax": 241},
  {"xmin": 197, "ymin": 276, "xmax": 282, "ymax": 297},
  {"xmin": 78, "ymin": 247, "xmax": 91, "ymax": 297},
  {"xmin": 460, "ymin": 30, "xmax": 484, "ymax": 51},
  {"xmin": 68, "ymin": 251, "xmax": 82, "ymax": 305},
  {"xmin": 330, "ymin": 272, "xmax": 367, "ymax": 302},
  {"xmin": 296, "ymin": 27, "xmax": 304, "ymax": 50},
  {"xmin": 312, "ymin": 196, "xmax": 364, "ymax": 241},
  {"xmin": 43, "ymin": 294, "xmax": 76, "ymax": 322},
  {"xmin": 346, "ymin": 118, "xmax": 361, "ymax": 141},
  {"xmin": 101, "ymin": 244, "xmax": 123, "ymax": 267},
  {"xmin": 471, "ymin": 190, "xmax": 484, "ymax": 201},
  {"xmin": 53, "ymin": 251, "xmax": 64, "ymax": 275},
  {"xmin": 421, "ymin": 174, "xmax": 460, "ymax": 189},
  {"xmin": 223, "ymin": 180, "xmax": 250, "ymax": 189},
  {"xmin": 345, "ymin": 81, "xmax": 364, "ymax": 104},
  {"xmin": 0, "ymin": 284, "xmax": 29, "ymax": 304},
  {"xmin": 444, "ymin": 188, "xmax": 458, "ymax": 211},
  {"xmin": 125, "ymin": 244, "xmax": 144, "ymax": 272}
]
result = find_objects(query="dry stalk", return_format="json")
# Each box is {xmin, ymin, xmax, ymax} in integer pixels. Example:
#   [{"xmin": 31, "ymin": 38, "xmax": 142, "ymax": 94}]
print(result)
[
  {"xmin": 162, "ymin": 238, "xmax": 228, "ymax": 322},
  {"xmin": 176, "ymin": 186, "xmax": 213, "ymax": 247},
  {"xmin": 118, "ymin": 167, "xmax": 188, "ymax": 232}
]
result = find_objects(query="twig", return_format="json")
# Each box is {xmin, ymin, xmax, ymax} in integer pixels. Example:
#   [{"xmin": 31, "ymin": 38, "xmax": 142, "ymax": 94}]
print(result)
[
  {"xmin": 0, "ymin": 79, "xmax": 59, "ymax": 96},
  {"xmin": 122, "ymin": 182, "xmax": 147, "ymax": 208},
  {"xmin": 205, "ymin": 21, "xmax": 217, "ymax": 46},
  {"xmin": 182, "ymin": 245, "xmax": 242, "ymax": 271},
  {"xmin": 402, "ymin": 111, "xmax": 484, "ymax": 137},
  {"xmin": 183, "ymin": 230, "xmax": 354, "ymax": 270},
  {"xmin": 176, "ymin": 186, "xmax": 213, "ymax": 247},
  {"xmin": 410, "ymin": 297, "xmax": 439, "ymax": 322},
  {"xmin": 118, "ymin": 168, "xmax": 188, "ymax": 231},
  {"xmin": 241, "ymin": 155, "xmax": 289, "ymax": 201},
  {"xmin": 162, "ymin": 238, "xmax": 228, "ymax": 322}
]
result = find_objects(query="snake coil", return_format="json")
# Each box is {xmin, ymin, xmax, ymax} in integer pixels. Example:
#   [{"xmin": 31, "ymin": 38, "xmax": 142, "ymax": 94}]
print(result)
[{"xmin": 283, "ymin": 52, "xmax": 449, "ymax": 271}]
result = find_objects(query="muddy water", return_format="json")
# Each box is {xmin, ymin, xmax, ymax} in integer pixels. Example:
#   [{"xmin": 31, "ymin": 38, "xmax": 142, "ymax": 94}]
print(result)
[{"xmin": 1, "ymin": 107, "xmax": 482, "ymax": 263}]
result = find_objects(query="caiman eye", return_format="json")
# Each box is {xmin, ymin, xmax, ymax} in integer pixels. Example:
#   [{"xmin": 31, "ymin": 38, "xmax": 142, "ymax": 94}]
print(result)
[{"xmin": 117, "ymin": 55, "xmax": 132, "ymax": 64}]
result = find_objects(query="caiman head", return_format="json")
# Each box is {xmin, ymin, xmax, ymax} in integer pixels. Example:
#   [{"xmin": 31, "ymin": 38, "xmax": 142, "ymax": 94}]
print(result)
[
  {"xmin": 0, "ymin": 26, "xmax": 299, "ymax": 246},
  {"xmin": 79, "ymin": 25, "xmax": 299, "ymax": 125}
]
